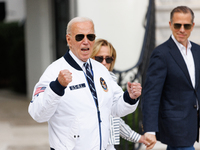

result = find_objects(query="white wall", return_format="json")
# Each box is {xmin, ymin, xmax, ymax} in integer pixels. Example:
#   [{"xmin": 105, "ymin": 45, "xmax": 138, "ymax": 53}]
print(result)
[
  {"xmin": 77, "ymin": 0, "xmax": 148, "ymax": 71},
  {"xmin": 3, "ymin": 0, "xmax": 26, "ymax": 22}
]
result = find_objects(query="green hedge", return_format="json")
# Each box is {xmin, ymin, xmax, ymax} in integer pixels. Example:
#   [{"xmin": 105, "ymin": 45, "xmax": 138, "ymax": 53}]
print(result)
[{"xmin": 0, "ymin": 22, "xmax": 26, "ymax": 94}]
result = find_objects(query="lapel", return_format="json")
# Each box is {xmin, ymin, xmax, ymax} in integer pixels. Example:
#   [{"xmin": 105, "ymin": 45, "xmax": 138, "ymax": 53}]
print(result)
[
  {"xmin": 191, "ymin": 44, "xmax": 200, "ymax": 89},
  {"xmin": 168, "ymin": 37, "xmax": 193, "ymax": 87}
]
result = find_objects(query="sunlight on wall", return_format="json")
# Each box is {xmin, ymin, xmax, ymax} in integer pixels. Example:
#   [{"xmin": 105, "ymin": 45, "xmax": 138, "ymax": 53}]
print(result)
[{"xmin": 77, "ymin": 0, "xmax": 148, "ymax": 71}]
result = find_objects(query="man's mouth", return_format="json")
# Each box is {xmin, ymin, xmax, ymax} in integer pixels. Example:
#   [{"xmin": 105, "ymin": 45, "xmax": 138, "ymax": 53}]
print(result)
[
  {"xmin": 179, "ymin": 35, "xmax": 185, "ymax": 38},
  {"xmin": 81, "ymin": 48, "xmax": 89, "ymax": 51}
]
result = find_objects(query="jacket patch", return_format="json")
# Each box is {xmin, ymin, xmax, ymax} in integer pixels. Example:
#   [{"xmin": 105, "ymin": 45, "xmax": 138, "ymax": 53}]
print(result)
[
  {"xmin": 69, "ymin": 83, "xmax": 86, "ymax": 90},
  {"xmin": 100, "ymin": 77, "xmax": 108, "ymax": 92},
  {"xmin": 34, "ymin": 87, "xmax": 46, "ymax": 96}
]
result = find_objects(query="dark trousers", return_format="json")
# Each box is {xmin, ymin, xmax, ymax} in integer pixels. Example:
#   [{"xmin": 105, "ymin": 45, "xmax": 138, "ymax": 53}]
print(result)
[{"xmin": 167, "ymin": 146, "xmax": 194, "ymax": 150}]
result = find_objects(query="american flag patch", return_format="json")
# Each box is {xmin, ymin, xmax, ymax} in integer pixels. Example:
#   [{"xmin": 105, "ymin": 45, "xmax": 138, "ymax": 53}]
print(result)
[{"xmin": 34, "ymin": 87, "xmax": 46, "ymax": 96}]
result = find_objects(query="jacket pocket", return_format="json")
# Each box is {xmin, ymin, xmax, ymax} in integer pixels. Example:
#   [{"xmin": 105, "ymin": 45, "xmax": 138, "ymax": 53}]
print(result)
[{"xmin": 64, "ymin": 117, "xmax": 80, "ymax": 150}]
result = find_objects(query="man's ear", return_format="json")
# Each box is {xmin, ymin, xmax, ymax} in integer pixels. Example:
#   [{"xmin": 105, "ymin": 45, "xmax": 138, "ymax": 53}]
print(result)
[
  {"xmin": 66, "ymin": 34, "xmax": 71, "ymax": 47},
  {"xmin": 191, "ymin": 22, "xmax": 195, "ymax": 31},
  {"xmin": 169, "ymin": 21, "xmax": 173, "ymax": 30}
]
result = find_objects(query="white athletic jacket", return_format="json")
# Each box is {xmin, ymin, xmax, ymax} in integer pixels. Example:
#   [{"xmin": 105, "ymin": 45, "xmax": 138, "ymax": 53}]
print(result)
[{"xmin": 28, "ymin": 50, "xmax": 139, "ymax": 150}]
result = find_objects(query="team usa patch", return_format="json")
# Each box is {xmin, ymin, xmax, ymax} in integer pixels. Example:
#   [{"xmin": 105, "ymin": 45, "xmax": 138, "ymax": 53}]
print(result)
[
  {"xmin": 34, "ymin": 87, "xmax": 46, "ymax": 96},
  {"xmin": 100, "ymin": 77, "xmax": 108, "ymax": 92}
]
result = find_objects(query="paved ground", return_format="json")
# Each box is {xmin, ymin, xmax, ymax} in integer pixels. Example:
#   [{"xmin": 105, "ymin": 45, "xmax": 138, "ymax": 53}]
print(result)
[
  {"xmin": 0, "ymin": 89, "xmax": 49, "ymax": 150},
  {"xmin": 0, "ymin": 89, "xmax": 200, "ymax": 150}
]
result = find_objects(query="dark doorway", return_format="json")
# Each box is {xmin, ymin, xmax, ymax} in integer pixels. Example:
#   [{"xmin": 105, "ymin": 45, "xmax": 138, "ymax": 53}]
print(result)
[{"xmin": 54, "ymin": 0, "xmax": 71, "ymax": 59}]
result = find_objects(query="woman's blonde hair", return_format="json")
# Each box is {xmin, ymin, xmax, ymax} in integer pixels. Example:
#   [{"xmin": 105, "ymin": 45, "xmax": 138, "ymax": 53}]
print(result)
[{"xmin": 91, "ymin": 39, "xmax": 116, "ymax": 71}]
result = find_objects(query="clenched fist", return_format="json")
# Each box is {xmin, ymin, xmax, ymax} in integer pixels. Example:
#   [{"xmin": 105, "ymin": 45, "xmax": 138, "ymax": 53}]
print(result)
[
  {"xmin": 58, "ymin": 70, "xmax": 72, "ymax": 87},
  {"xmin": 127, "ymin": 82, "xmax": 142, "ymax": 99}
]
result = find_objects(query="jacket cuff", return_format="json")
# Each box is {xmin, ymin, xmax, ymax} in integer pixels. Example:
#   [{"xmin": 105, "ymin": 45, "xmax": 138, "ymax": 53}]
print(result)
[
  {"xmin": 50, "ymin": 78, "xmax": 66, "ymax": 96},
  {"xmin": 123, "ymin": 91, "xmax": 139, "ymax": 105}
]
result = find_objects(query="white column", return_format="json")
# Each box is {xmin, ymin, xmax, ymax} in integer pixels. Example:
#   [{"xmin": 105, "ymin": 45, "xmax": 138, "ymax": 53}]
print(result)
[{"xmin": 25, "ymin": 0, "xmax": 55, "ymax": 98}]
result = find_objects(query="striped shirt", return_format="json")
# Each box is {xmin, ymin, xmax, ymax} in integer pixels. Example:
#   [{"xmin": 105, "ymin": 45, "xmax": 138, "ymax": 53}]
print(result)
[
  {"xmin": 108, "ymin": 116, "xmax": 141, "ymax": 145},
  {"xmin": 107, "ymin": 72, "xmax": 141, "ymax": 149}
]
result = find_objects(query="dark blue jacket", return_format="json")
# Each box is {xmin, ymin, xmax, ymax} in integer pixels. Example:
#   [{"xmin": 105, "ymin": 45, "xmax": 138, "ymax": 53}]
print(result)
[{"xmin": 142, "ymin": 37, "xmax": 200, "ymax": 146}]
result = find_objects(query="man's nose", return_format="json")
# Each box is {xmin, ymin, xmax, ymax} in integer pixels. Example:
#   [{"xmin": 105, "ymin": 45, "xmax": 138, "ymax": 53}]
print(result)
[
  {"xmin": 82, "ymin": 36, "xmax": 89, "ymax": 43},
  {"xmin": 180, "ymin": 25, "xmax": 185, "ymax": 32}
]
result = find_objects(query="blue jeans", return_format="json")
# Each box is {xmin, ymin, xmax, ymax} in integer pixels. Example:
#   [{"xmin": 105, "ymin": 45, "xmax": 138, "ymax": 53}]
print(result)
[{"xmin": 167, "ymin": 145, "xmax": 195, "ymax": 150}]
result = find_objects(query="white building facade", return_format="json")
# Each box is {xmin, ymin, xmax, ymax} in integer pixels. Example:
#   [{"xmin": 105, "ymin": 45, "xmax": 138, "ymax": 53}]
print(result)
[{"xmin": 4, "ymin": 0, "xmax": 200, "ymax": 98}]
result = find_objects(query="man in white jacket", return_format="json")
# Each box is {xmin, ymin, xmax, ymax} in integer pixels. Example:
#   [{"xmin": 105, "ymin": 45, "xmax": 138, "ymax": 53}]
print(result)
[{"xmin": 28, "ymin": 17, "xmax": 142, "ymax": 150}]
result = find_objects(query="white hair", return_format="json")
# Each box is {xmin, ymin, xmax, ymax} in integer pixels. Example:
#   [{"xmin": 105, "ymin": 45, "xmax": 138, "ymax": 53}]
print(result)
[{"xmin": 66, "ymin": 17, "xmax": 94, "ymax": 34}]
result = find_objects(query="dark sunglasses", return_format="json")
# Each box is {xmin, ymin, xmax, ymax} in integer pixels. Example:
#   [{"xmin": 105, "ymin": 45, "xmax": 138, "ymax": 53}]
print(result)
[
  {"xmin": 173, "ymin": 23, "xmax": 192, "ymax": 30},
  {"xmin": 95, "ymin": 56, "xmax": 114, "ymax": 64},
  {"xmin": 75, "ymin": 34, "xmax": 96, "ymax": 42}
]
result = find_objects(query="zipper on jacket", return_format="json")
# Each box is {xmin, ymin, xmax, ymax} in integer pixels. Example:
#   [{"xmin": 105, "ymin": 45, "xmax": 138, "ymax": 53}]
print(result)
[{"xmin": 83, "ymin": 66, "xmax": 102, "ymax": 150}]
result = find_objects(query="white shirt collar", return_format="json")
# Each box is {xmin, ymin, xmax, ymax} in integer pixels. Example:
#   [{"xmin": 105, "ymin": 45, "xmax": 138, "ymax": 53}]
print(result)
[
  {"xmin": 171, "ymin": 34, "xmax": 192, "ymax": 52},
  {"xmin": 69, "ymin": 50, "xmax": 90, "ymax": 69}
]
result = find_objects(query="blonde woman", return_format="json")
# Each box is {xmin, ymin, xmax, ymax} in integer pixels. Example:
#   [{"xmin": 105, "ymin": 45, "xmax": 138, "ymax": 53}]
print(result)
[{"xmin": 91, "ymin": 39, "xmax": 149, "ymax": 150}]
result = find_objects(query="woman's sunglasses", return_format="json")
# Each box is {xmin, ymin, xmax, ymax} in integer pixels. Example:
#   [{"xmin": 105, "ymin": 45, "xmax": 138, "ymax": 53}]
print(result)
[
  {"xmin": 75, "ymin": 34, "xmax": 96, "ymax": 42},
  {"xmin": 95, "ymin": 56, "xmax": 114, "ymax": 64},
  {"xmin": 173, "ymin": 23, "xmax": 192, "ymax": 30}
]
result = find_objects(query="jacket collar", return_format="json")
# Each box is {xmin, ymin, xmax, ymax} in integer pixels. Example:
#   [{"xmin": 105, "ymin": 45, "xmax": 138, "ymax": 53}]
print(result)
[
  {"xmin": 64, "ymin": 50, "xmax": 83, "ymax": 71},
  {"xmin": 63, "ymin": 50, "xmax": 93, "ymax": 71},
  {"xmin": 168, "ymin": 37, "xmax": 199, "ymax": 89}
]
